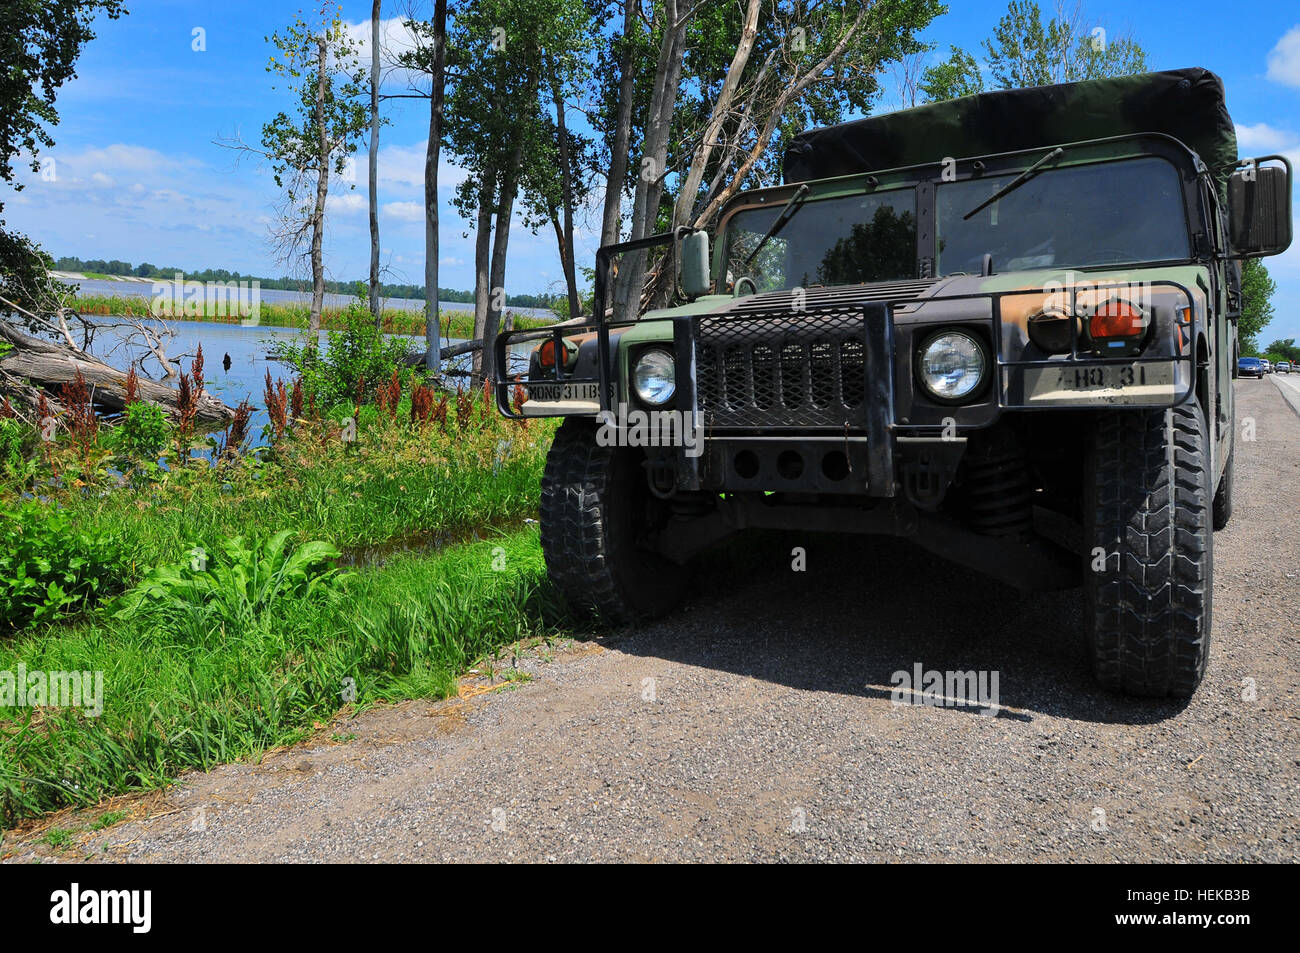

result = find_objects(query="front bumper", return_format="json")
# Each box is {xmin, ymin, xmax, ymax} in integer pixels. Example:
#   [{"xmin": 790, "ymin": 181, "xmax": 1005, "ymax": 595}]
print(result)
[{"xmin": 494, "ymin": 246, "xmax": 1198, "ymax": 502}]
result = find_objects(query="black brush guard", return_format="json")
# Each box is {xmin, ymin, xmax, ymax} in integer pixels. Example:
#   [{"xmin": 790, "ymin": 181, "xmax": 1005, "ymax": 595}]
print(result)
[{"xmin": 493, "ymin": 233, "xmax": 1198, "ymax": 499}]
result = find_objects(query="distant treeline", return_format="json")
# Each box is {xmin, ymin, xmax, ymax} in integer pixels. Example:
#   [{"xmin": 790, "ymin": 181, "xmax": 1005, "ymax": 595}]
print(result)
[{"xmin": 53, "ymin": 256, "xmax": 563, "ymax": 309}]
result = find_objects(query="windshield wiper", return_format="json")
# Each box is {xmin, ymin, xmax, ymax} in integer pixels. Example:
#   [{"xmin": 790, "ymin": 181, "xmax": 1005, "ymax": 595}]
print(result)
[
  {"xmin": 962, "ymin": 147, "xmax": 1065, "ymax": 221},
  {"xmin": 744, "ymin": 184, "xmax": 811, "ymax": 267}
]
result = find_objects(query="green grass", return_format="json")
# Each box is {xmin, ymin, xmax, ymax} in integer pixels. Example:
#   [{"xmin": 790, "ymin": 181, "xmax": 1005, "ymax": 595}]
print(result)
[
  {"xmin": 41, "ymin": 827, "xmax": 73, "ymax": 847},
  {"xmin": 0, "ymin": 527, "xmax": 570, "ymax": 826},
  {"xmin": 16, "ymin": 409, "xmax": 556, "ymax": 570},
  {"xmin": 69, "ymin": 293, "xmax": 554, "ymax": 338},
  {"xmin": 89, "ymin": 810, "xmax": 129, "ymax": 830},
  {"xmin": 0, "ymin": 391, "xmax": 564, "ymax": 826}
]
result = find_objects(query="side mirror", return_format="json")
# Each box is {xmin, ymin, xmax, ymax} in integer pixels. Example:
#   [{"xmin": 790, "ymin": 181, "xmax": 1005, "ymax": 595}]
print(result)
[
  {"xmin": 1229, "ymin": 156, "xmax": 1293, "ymax": 257},
  {"xmin": 679, "ymin": 230, "xmax": 711, "ymax": 298}
]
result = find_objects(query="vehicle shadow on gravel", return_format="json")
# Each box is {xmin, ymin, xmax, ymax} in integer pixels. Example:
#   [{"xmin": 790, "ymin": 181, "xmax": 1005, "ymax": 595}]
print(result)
[{"xmin": 608, "ymin": 532, "xmax": 1193, "ymax": 725}]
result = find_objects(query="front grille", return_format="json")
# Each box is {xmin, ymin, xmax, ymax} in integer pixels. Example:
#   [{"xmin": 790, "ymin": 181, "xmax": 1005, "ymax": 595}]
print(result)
[{"xmin": 695, "ymin": 308, "xmax": 870, "ymax": 429}]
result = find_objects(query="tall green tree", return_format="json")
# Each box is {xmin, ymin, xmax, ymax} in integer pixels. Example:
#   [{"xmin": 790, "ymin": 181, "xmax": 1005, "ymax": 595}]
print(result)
[
  {"xmin": 920, "ymin": 1, "xmax": 1147, "ymax": 106},
  {"xmin": 1263, "ymin": 338, "xmax": 1299, "ymax": 364},
  {"xmin": 260, "ymin": 7, "xmax": 368, "ymax": 332},
  {"xmin": 367, "ymin": 0, "xmax": 383, "ymax": 326},
  {"xmin": 446, "ymin": 0, "xmax": 591, "ymax": 381},
  {"xmin": 982, "ymin": 0, "xmax": 1146, "ymax": 87},
  {"xmin": 620, "ymin": 0, "xmax": 943, "ymax": 313},
  {"xmin": 1239, "ymin": 258, "xmax": 1276, "ymax": 355},
  {"xmin": 0, "ymin": 0, "xmax": 125, "ymax": 328},
  {"xmin": 396, "ymin": 0, "xmax": 450, "ymax": 376},
  {"xmin": 919, "ymin": 45, "xmax": 983, "ymax": 101}
]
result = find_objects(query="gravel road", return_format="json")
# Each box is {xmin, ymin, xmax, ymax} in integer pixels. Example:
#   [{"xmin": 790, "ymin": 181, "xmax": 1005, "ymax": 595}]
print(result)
[{"xmin": 8, "ymin": 380, "xmax": 1298, "ymax": 863}]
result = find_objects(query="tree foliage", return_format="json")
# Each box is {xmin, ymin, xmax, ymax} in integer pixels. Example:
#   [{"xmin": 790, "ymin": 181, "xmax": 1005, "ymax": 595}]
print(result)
[
  {"xmin": 979, "ymin": 0, "xmax": 1146, "ymax": 89},
  {"xmin": 920, "ymin": 45, "xmax": 984, "ymax": 102},
  {"xmin": 0, "ymin": 0, "xmax": 125, "ymax": 325},
  {"xmin": 1239, "ymin": 258, "xmax": 1276, "ymax": 355},
  {"xmin": 0, "ymin": 0, "xmax": 125, "ymax": 217}
]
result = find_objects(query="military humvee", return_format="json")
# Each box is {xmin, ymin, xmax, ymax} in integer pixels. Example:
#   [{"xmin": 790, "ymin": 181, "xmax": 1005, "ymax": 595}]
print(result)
[{"xmin": 493, "ymin": 68, "xmax": 1292, "ymax": 698}]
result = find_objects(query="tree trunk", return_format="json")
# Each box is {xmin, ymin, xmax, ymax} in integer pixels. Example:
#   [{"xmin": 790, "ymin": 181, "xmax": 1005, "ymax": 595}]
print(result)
[
  {"xmin": 482, "ymin": 145, "xmax": 522, "ymax": 386},
  {"xmin": 549, "ymin": 57, "xmax": 580, "ymax": 319},
  {"xmin": 470, "ymin": 176, "xmax": 494, "ymax": 380},
  {"xmin": 424, "ymin": 0, "xmax": 447, "ymax": 377},
  {"xmin": 672, "ymin": 0, "xmax": 760, "ymax": 229},
  {"xmin": 309, "ymin": 36, "xmax": 329, "ymax": 334},
  {"xmin": 599, "ymin": 0, "xmax": 638, "ymax": 250},
  {"xmin": 689, "ymin": 8, "xmax": 867, "ymax": 232},
  {"xmin": 368, "ymin": 0, "xmax": 382, "ymax": 327},
  {"xmin": 615, "ymin": 1, "xmax": 688, "ymax": 323}
]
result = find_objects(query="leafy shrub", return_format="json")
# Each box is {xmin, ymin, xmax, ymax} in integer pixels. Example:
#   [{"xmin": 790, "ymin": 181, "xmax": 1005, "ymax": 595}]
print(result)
[
  {"xmin": 113, "ymin": 531, "xmax": 350, "ymax": 638},
  {"xmin": 0, "ymin": 417, "xmax": 35, "ymax": 478},
  {"xmin": 279, "ymin": 294, "xmax": 414, "ymax": 407},
  {"xmin": 113, "ymin": 401, "xmax": 171, "ymax": 461},
  {"xmin": 0, "ymin": 501, "xmax": 132, "ymax": 631}
]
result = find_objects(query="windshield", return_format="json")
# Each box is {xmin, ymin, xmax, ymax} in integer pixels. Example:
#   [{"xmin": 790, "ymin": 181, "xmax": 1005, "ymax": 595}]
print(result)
[
  {"xmin": 937, "ymin": 156, "xmax": 1189, "ymax": 274},
  {"xmin": 721, "ymin": 188, "xmax": 917, "ymax": 292}
]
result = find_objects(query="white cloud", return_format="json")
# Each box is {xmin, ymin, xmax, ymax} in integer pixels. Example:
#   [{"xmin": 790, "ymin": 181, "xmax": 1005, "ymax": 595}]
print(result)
[
  {"xmin": 1234, "ymin": 122, "xmax": 1297, "ymax": 153},
  {"xmin": 90, "ymin": 172, "xmax": 115, "ymax": 188},
  {"xmin": 376, "ymin": 141, "xmax": 468, "ymax": 193},
  {"xmin": 383, "ymin": 200, "xmax": 425, "ymax": 222},
  {"xmin": 327, "ymin": 192, "xmax": 366, "ymax": 214},
  {"xmin": 1267, "ymin": 25, "xmax": 1300, "ymax": 87},
  {"xmin": 341, "ymin": 17, "xmax": 429, "ymax": 88}
]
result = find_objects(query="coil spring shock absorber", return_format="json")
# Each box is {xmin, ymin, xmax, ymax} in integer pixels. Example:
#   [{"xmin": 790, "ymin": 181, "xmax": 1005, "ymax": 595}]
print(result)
[{"xmin": 962, "ymin": 435, "xmax": 1033, "ymax": 538}]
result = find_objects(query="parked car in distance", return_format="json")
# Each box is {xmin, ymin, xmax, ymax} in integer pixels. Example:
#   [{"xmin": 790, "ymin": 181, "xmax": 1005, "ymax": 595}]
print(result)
[
  {"xmin": 1264, "ymin": 359, "xmax": 1274, "ymax": 373},
  {"xmin": 1276, "ymin": 361, "xmax": 1293, "ymax": 374},
  {"xmin": 1238, "ymin": 356, "xmax": 1265, "ymax": 378}
]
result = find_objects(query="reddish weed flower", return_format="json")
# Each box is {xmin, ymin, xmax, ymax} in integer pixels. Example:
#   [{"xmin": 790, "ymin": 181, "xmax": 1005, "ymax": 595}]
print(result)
[
  {"xmin": 290, "ymin": 377, "xmax": 303, "ymax": 424},
  {"xmin": 192, "ymin": 344, "xmax": 205, "ymax": 395},
  {"xmin": 454, "ymin": 385, "xmax": 473, "ymax": 432},
  {"xmin": 263, "ymin": 373, "xmax": 288, "ymax": 443},
  {"xmin": 61, "ymin": 369, "xmax": 99, "ymax": 466},
  {"xmin": 354, "ymin": 374, "xmax": 366, "ymax": 420},
  {"xmin": 410, "ymin": 382, "xmax": 434, "ymax": 429},
  {"xmin": 222, "ymin": 399, "xmax": 252, "ymax": 459}
]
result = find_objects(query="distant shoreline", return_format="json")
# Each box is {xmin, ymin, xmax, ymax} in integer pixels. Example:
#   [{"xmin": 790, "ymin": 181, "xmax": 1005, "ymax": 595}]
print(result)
[{"xmin": 67, "ymin": 287, "xmax": 554, "ymax": 339}]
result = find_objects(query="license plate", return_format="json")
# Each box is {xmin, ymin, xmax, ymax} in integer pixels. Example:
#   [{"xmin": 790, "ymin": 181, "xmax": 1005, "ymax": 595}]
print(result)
[
  {"xmin": 526, "ymin": 381, "xmax": 599, "ymax": 403},
  {"xmin": 1023, "ymin": 362, "xmax": 1176, "ymax": 404}
]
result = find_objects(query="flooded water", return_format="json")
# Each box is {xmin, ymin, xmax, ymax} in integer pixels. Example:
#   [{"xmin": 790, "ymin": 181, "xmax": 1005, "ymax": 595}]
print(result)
[{"xmin": 81, "ymin": 316, "xmax": 532, "ymax": 448}]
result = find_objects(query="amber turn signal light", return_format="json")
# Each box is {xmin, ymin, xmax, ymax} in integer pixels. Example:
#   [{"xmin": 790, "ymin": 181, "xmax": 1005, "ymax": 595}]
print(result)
[
  {"xmin": 538, "ymin": 338, "xmax": 576, "ymax": 369},
  {"xmin": 1088, "ymin": 300, "xmax": 1147, "ymax": 340}
]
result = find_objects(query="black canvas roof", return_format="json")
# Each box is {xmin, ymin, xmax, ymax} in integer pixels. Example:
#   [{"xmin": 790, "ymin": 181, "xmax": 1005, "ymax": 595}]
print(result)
[{"xmin": 783, "ymin": 67, "xmax": 1236, "ymax": 199}]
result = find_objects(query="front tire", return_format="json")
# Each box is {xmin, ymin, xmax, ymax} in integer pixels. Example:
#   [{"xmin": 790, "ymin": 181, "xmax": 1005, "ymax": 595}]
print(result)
[
  {"xmin": 1084, "ymin": 403, "xmax": 1212, "ymax": 697},
  {"xmin": 539, "ymin": 419, "xmax": 687, "ymax": 624},
  {"xmin": 1212, "ymin": 440, "xmax": 1234, "ymax": 531}
]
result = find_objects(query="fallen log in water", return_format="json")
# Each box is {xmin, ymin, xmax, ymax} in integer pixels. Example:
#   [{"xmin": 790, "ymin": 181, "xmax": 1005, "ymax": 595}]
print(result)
[{"xmin": 0, "ymin": 321, "xmax": 235, "ymax": 427}]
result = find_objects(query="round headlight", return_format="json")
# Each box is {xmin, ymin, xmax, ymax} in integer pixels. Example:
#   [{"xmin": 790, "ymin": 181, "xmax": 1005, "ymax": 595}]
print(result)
[
  {"xmin": 916, "ymin": 329, "xmax": 988, "ymax": 402},
  {"xmin": 633, "ymin": 348, "xmax": 676, "ymax": 405}
]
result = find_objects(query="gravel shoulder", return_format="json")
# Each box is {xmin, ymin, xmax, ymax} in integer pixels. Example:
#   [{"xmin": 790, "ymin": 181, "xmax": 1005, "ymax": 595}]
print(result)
[{"xmin": 5, "ymin": 381, "xmax": 1298, "ymax": 863}]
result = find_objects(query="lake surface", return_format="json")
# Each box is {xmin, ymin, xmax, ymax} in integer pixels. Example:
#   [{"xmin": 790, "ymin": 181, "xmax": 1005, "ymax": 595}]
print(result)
[{"xmin": 82, "ymin": 317, "xmax": 531, "ymax": 450}]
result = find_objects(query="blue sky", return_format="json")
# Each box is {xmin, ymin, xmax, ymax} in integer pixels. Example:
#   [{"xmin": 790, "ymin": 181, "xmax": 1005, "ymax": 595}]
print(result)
[{"xmin": 2, "ymin": 0, "xmax": 1299, "ymax": 343}]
